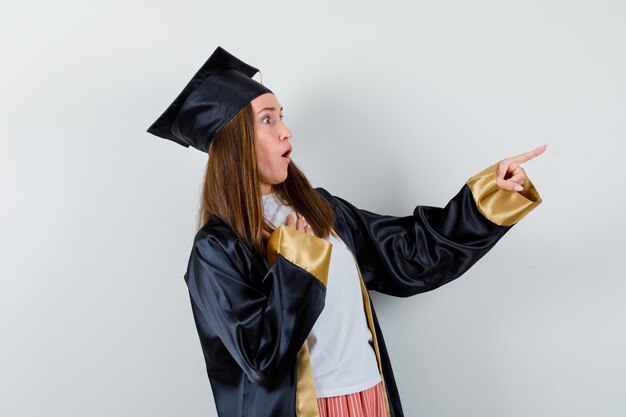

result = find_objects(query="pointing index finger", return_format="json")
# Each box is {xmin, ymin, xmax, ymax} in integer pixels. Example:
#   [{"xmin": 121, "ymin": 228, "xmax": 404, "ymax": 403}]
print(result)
[{"xmin": 511, "ymin": 144, "xmax": 547, "ymax": 164}]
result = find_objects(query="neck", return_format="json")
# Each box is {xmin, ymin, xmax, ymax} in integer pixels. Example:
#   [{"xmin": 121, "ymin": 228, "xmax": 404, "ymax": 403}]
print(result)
[{"xmin": 260, "ymin": 184, "xmax": 273, "ymax": 195}]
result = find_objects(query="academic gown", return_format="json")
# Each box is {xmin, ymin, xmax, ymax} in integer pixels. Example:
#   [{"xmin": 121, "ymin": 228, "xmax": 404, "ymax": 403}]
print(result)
[{"xmin": 183, "ymin": 161, "xmax": 542, "ymax": 417}]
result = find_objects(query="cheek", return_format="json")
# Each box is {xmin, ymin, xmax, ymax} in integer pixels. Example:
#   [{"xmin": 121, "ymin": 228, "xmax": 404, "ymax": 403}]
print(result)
[{"xmin": 254, "ymin": 136, "xmax": 277, "ymax": 173}]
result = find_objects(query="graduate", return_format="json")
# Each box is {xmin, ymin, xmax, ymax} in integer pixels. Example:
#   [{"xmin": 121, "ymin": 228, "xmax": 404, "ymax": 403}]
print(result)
[{"xmin": 147, "ymin": 46, "xmax": 545, "ymax": 417}]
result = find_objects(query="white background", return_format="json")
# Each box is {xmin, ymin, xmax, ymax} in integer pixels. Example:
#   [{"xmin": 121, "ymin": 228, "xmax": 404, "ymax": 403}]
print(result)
[{"xmin": 2, "ymin": 1, "xmax": 625, "ymax": 416}]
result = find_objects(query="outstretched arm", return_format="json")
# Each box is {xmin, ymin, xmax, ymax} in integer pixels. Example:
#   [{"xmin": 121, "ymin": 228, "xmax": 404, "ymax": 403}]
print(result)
[{"xmin": 322, "ymin": 145, "xmax": 545, "ymax": 297}]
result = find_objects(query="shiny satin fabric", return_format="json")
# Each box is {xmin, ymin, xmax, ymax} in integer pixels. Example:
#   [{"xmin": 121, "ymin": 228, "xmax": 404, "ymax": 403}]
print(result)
[
  {"xmin": 318, "ymin": 178, "xmax": 540, "ymax": 298},
  {"xmin": 266, "ymin": 224, "xmax": 333, "ymax": 287},
  {"xmin": 183, "ymin": 164, "xmax": 541, "ymax": 417},
  {"xmin": 185, "ymin": 217, "xmax": 327, "ymax": 416},
  {"xmin": 147, "ymin": 46, "xmax": 272, "ymax": 153},
  {"xmin": 295, "ymin": 341, "xmax": 321, "ymax": 417},
  {"xmin": 466, "ymin": 161, "xmax": 542, "ymax": 226},
  {"xmin": 172, "ymin": 69, "xmax": 271, "ymax": 152}
]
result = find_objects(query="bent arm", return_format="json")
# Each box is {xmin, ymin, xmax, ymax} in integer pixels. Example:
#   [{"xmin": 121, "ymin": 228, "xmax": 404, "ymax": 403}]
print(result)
[{"xmin": 185, "ymin": 224, "xmax": 332, "ymax": 386}]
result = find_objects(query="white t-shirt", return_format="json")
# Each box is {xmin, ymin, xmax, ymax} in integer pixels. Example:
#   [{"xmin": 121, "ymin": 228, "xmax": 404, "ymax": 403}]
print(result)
[{"xmin": 262, "ymin": 192, "xmax": 382, "ymax": 397}]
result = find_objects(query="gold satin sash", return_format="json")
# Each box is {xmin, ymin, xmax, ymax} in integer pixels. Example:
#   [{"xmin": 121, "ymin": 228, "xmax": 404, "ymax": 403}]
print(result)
[
  {"xmin": 295, "ymin": 341, "xmax": 320, "ymax": 417},
  {"xmin": 264, "ymin": 225, "xmax": 330, "ymax": 416},
  {"xmin": 266, "ymin": 224, "xmax": 333, "ymax": 287}
]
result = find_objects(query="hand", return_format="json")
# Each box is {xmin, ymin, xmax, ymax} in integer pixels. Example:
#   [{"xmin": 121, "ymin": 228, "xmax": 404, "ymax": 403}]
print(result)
[
  {"xmin": 261, "ymin": 213, "xmax": 313, "ymax": 241},
  {"xmin": 496, "ymin": 144, "xmax": 547, "ymax": 192},
  {"xmin": 285, "ymin": 213, "xmax": 313, "ymax": 235}
]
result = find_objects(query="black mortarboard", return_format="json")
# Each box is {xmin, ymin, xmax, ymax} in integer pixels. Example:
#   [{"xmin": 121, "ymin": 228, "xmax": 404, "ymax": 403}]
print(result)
[{"xmin": 146, "ymin": 46, "xmax": 272, "ymax": 153}]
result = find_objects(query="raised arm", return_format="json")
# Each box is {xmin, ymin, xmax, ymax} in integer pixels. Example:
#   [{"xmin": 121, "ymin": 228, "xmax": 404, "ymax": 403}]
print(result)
[{"xmin": 318, "ymin": 147, "xmax": 544, "ymax": 297}]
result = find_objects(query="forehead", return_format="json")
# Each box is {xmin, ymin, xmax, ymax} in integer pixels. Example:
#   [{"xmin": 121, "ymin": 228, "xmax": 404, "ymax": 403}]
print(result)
[{"xmin": 251, "ymin": 93, "xmax": 281, "ymax": 111}]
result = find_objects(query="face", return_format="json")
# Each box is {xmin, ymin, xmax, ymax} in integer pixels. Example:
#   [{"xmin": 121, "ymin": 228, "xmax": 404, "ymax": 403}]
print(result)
[{"xmin": 250, "ymin": 93, "xmax": 293, "ymax": 195}]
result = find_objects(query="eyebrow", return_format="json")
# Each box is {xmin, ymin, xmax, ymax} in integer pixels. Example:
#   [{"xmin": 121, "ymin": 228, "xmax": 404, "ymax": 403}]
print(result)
[{"xmin": 256, "ymin": 106, "xmax": 284, "ymax": 115}]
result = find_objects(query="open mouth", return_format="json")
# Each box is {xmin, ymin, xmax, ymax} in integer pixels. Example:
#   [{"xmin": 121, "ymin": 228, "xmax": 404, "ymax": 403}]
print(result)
[{"xmin": 282, "ymin": 149, "xmax": 292, "ymax": 161}]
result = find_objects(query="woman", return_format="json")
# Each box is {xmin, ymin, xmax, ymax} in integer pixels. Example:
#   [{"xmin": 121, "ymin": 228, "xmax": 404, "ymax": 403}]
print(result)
[{"xmin": 147, "ymin": 46, "xmax": 545, "ymax": 417}]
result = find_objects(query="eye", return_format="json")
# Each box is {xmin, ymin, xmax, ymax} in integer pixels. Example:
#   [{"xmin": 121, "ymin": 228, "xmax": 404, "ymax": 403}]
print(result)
[{"xmin": 261, "ymin": 113, "xmax": 284, "ymax": 124}]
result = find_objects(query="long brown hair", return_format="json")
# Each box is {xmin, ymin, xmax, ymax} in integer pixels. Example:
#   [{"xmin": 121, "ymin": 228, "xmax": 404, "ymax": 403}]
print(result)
[{"xmin": 197, "ymin": 103, "xmax": 336, "ymax": 258}]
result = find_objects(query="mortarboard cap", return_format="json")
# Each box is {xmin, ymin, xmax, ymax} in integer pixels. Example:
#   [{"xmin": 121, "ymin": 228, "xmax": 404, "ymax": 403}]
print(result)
[{"xmin": 146, "ymin": 46, "xmax": 272, "ymax": 153}]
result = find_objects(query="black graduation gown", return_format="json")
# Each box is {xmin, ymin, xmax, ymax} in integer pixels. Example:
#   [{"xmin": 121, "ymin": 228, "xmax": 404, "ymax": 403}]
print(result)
[{"xmin": 183, "ymin": 161, "xmax": 542, "ymax": 417}]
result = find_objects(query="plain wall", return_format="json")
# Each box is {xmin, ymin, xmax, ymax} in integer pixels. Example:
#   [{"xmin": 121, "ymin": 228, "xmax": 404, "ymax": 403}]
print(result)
[{"xmin": 2, "ymin": 0, "xmax": 625, "ymax": 416}]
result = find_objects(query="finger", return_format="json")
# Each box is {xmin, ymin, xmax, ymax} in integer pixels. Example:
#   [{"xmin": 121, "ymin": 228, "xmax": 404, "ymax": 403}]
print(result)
[
  {"xmin": 508, "ymin": 172, "xmax": 526, "ymax": 185},
  {"xmin": 507, "ymin": 166, "xmax": 526, "ymax": 183},
  {"xmin": 296, "ymin": 215, "xmax": 305, "ymax": 232},
  {"xmin": 285, "ymin": 213, "xmax": 295, "ymax": 227},
  {"xmin": 496, "ymin": 164, "xmax": 523, "ymax": 190},
  {"xmin": 510, "ymin": 144, "xmax": 547, "ymax": 165},
  {"xmin": 500, "ymin": 162, "xmax": 527, "ymax": 181},
  {"xmin": 498, "ymin": 179, "xmax": 524, "ymax": 192},
  {"xmin": 300, "ymin": 216, "xmax": 309, "ymax": 231},
  {"xmin": 300, "ymin": 217, "xmax": 314, "ymax": 235},
  {"xmin": 261, "ymin": 229, "xmax": 271, "ymax": 240},
  {"xmin": 497, "ymin": 160, "xmax": 514, "ymax": 180}
]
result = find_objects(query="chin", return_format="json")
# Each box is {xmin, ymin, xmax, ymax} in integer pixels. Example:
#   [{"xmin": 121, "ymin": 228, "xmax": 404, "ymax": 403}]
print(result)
[{"xmin": 276, "ymin": 173, "xmax": 288, "ymax": 183}]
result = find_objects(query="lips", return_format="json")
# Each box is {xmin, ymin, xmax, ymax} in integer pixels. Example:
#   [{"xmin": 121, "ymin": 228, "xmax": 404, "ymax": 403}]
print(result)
[{"xmin": 281, "ymin": 146, "xmax": 292, "ymax": 161}]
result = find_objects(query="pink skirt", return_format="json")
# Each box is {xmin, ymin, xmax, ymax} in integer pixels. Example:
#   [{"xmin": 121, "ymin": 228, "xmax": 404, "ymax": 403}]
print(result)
[{"xmin": 316, "ymin": 381, "xmax": 386, "ymax": 417}]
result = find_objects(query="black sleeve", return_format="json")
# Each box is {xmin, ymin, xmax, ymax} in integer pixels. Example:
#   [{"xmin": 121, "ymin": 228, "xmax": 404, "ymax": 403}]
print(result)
[
  {"xmin": 184, "ymin": 223, "xmax": 332, "ymax": 386},
  {"xmin": 321, "ymin": 162, "xmax": 541, "ymax": 297}
]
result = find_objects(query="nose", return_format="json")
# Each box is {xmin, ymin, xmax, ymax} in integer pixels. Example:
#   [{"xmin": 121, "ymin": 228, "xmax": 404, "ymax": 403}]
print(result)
[{"xmin": 280, "ymin": 121, "xmax": 292, "ymax": 141}]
